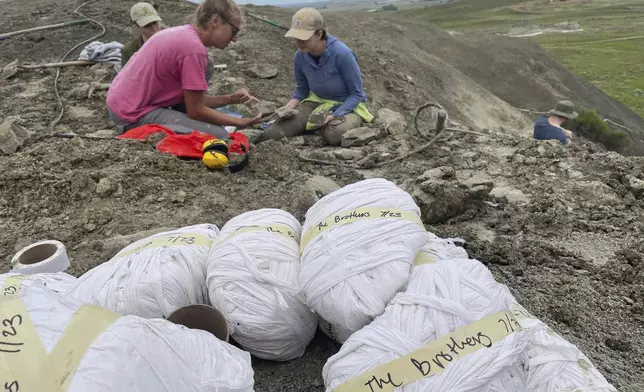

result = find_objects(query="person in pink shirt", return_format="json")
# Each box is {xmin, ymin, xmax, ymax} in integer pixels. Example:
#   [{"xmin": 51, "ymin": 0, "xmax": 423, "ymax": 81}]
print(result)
[{"xmin": 107, "ymin": 0, "xmax": 264, "ymax": 139}]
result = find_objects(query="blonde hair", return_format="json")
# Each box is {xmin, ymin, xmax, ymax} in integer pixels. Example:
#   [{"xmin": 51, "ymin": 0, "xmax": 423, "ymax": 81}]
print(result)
[{"xmin": 194, "ymin": 0, "xmax": 245, "ymax": 29}]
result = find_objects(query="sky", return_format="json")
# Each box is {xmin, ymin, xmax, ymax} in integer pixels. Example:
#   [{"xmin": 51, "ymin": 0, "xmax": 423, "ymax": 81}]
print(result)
[
  {"xmin": 188, "ymin": 0, "xmax": 316, "ymax": 4},
  {"xmin": 238, "ymin": 0, "xmax": 309, "ymax": 3}
]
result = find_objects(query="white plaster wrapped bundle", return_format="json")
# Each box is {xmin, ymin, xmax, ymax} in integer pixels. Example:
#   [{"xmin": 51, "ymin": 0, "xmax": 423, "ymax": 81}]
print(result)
[
  {"xmin": 505, "ymin": 291, "xmax": 617, "ymax": 392},
  {"xmin": 0, "ymin": 283, "xmax": 254, "ymax": 392},
  {"xmin": 0, "ymin": 272, "xmax": 77, "ymax": 295},
  {"xmin": 66, "ymin": 224, "xmax": 219, "ymax": 318},
  {"xmin": 420, "ymin": 231, "xmax": 469, "ymax": 262},
  {"xmin": 299, "ymin": 178, "xmax": 428, "ymax": 343},
  {"xmin": 323, "ymin": 254, "xmax": 528, "ymax": 391},
  {"xmin": 207, "ymin": 209, "xmax": 317, "ymax": 361}
]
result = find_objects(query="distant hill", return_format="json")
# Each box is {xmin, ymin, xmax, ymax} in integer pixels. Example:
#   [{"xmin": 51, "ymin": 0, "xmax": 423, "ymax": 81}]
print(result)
[{"xmin": 187, "ymin": 0, "xmax": 324, "ymax": 6}]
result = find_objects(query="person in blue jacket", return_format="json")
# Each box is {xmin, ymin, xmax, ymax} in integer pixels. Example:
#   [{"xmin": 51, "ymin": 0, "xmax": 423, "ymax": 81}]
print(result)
[
  {"xmin": 533, "ymin": 100, "xmax": 578, "ymax": 145},
  {"xmin": 261, "ymin": 8, "xmax": 373, "ymax": 146}
]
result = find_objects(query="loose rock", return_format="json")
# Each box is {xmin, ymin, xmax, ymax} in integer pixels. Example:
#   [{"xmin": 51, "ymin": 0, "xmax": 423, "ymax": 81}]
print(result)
[
  {"xmin": 306, "ymin": 150, "xmax": 336, "ymax": 161},
  {"xmin": 341, "ymin": 127, "xmax": 385, "ymax": 147},
  {"xmin": 247, "ymin": 64, "xmax": 278, "ymax": 79},
  {"xmin": 172, "ymin": 190, "xmax": 187, "ymax": 203},
  {"xmin": 228, "ymin": 104, "xmax": 253, "ymax": 117},
  {"xmin": 0, "ymin": 117, "xmax": 30, "ymax": 155},
  {"xmin": 70, "ymin": 174, "xmax": 97, "ymax": 196},
  {"xmin": 626, "ymin": 175, "xmax": 644, "ymax": 197},
  {"xmin": 355, "ymin": 151, "xmax": 392, "ymax": 168},
  {"xmin": 490, "ymin": 185, "xmax": 531, "ymax": 204},
  {"xmin": 226, "ymin": 49, "xmax": 242, "ymax": 60},
  {"xmin": 375, "ymin": 108, "xmax": 407, "ymax": 135},
  {"xmin": 417, "ymin": 166, "xmax": 455, "ymax": 182},
  {"xmin": 1, "ymin": 60, "xmax": 19, "ymax": 80},
  {"xmin": 251, "ymin": 100, "xmax": 278, "ymax": 116},
  {"xmin": 305, "ymin": 175, "xmax": 341, "ymax": 199},
  {"xmin": 211, "ymin": 77, "xmax": 246, "ymax": 96},
  {"xmin": 334, "ymin": 148, "xmax": 366, "ymax": 161},
  {"xmin": 96, "ymin": 178, "xmax": 116, "ymax": 196},
  {"xmin": 412, "ymin": 180, "xmax": 490, "ymax": 224}
]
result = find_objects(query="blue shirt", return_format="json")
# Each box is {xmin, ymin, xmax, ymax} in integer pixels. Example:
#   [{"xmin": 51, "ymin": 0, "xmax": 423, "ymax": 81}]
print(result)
[
  {"xmin": 292, "ymin": 35, "xmax": 367, "ymax": 117},
  {"xmin": 533, "ymin": 115, "xmax": 566, "ymax": 145}
]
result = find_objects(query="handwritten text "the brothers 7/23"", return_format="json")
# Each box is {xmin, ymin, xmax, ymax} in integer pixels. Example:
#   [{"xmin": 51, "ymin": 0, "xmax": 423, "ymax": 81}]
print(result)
[
  {"xmin": 362, "ymin": 331, "xmax": 494, "ymax": 392},
  {"xmin": 360, "ymin": 312, "xmax": 521, "ymax": 392},
  {"xmin": 316, "ymin": 209, "xmax": 404, "ymax": 231}
]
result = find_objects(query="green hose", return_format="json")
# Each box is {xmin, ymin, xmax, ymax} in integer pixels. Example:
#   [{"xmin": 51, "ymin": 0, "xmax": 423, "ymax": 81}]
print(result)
[{"xmin": 247, "ymin": 13, "xmax": 289, "ymax": 31}]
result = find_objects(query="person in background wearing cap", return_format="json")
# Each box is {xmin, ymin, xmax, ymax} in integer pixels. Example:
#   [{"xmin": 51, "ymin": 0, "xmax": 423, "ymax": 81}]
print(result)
[
  {"xmin": 122, "ymin": 2, "xmax": 216, "ymax": 82},
  {"xmin": 121, "ymin": 2, "xmax": 163, "ymax": 67},
  {"xmin": 261, "ymin": 8, "xmax": 373, "ymax": 146},
  {"xmin": 533, "ymin": 100, "xmax": 578, "ymax": 145},
  {"xmin": 106, "ymin": 0, "xmax": 264, "ymax": 139}
]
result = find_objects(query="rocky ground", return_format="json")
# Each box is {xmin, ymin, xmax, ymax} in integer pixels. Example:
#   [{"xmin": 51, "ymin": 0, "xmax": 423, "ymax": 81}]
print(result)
[{"xmin": 1, "ymin": 0, "xmax": 644, "ymax": 390}]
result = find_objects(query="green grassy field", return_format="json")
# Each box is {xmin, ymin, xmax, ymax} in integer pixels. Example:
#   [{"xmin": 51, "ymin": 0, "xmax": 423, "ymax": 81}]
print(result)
[
  {"xmin": 399, "ymin": 0, "xmax": 644, "ymax": 118},
  {"xmin": 538, "ymin": 32, "xmax": 644, "ymax": 117}
]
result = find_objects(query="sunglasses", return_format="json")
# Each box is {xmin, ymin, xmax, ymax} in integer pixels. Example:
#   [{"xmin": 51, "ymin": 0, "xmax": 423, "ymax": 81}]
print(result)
[
  {"xmin": 229, "ymin": 22, "xmax": 240, "ymax": 37},
  {"xmin": 220, "ymin": 15, "xmax": 240, "ymax": 37}
]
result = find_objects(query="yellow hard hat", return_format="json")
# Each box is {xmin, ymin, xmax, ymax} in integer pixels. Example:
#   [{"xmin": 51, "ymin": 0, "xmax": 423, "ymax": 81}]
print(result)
[{"xmin": 202, "ymin": 139, "xmax": 229, "ymax": 170}]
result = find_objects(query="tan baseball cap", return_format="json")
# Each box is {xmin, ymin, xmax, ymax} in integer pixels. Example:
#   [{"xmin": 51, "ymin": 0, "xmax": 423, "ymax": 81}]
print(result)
[
  {"xmin": 130, "ymin": 2, "xmax": 162, "ymax": 27},
  {"xmin": 285, "ymin": 8, "xmax": 325, "ymax": 40}
]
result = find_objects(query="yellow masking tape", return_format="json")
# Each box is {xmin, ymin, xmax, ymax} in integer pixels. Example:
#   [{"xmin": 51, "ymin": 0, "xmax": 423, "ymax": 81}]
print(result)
[
  {"xmin": 0, "ymin": 295, "xmax": 60, "ymax": 392},
  {"xmin": 510, "ymin": 303, "xmax": 601, "ymax": 379},
  {"xmin": 509, "ymin": 303, "xmax": 535, "ymax": 321},
  {"xmin": 115, "ymin": 232, "xmax": 213, "ymax": 258},
  {"xmin": 2, "ymin": 276, "xmax": 27, "ymax": 297},
  {"xmin": 48, "ymin": 304, "xmax": 120, "ymax": 390},
  {"xmin": 300, "ymin": 207, "xmax": 424, "ymax": 253},
  {"xmin": 218, "ymin": 224, "xmax": 299, "ymax": 245},
  {"xmin": 413, "ymin": 252, "xmax": 435, "ymax": 266},
  {"xmin": 0, "ymin": 294, "xmax": 120, "ymax": 391},
  {"xmin": 332, "ymin": 310, "xmax": 522, "ymax": 392},
  {"xmin": 511, "ymin": 304, "xmax": 557, "ymax": 335}
]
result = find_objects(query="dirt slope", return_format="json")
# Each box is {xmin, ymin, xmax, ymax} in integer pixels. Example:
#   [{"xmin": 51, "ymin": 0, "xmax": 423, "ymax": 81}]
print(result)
[
  {"xmin": 383, "ymin": 16, "xmax": 644, "ymax": 153},
  {"xmin": 1, "ymin": 0, "xmax": 644, "ymax": 391}
]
